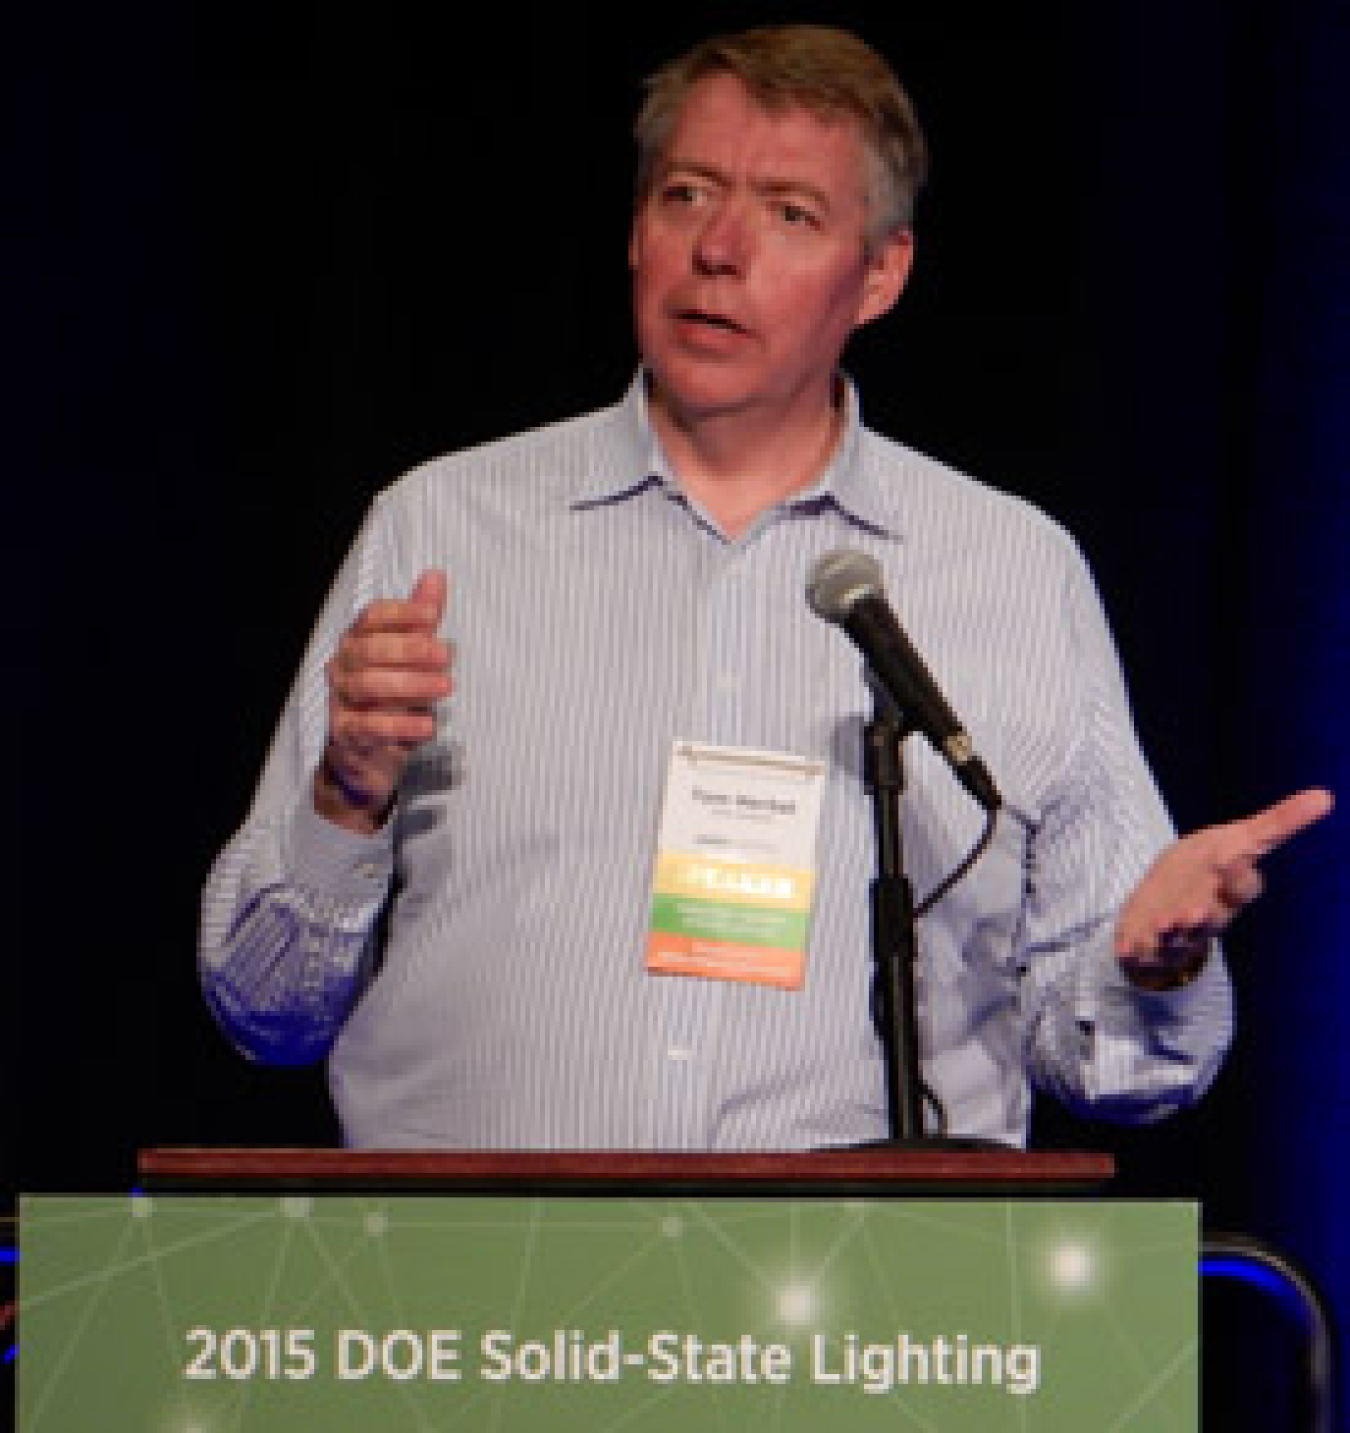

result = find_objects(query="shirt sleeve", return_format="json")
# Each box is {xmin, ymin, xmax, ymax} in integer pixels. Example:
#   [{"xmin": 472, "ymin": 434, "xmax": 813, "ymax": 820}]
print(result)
[
  {"xmin": 198, "ymin": 497, "xmax": 401, "ymax": 1064},
  {"xmin": 1015, "ymin": 545, "xmax": 1234, "ymax": 1123}
]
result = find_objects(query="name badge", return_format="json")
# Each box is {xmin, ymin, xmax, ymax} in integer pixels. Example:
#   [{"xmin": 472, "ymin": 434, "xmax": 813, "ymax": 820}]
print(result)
[{"xmin": 645, "ymin": 742, "xmax": 826, "ymax": 990}]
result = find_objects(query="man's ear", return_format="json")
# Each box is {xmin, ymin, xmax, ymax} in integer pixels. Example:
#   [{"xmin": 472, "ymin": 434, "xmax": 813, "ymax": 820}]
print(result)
[{"xmin": 855, "ymin": 229, "xmax": 915, "ymax": 329}]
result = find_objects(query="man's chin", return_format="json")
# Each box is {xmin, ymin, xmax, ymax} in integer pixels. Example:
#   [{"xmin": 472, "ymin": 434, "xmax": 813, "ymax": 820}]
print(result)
[{"xmin": 645, "ymin": 367, "xmax": 759, "ymax": 430}]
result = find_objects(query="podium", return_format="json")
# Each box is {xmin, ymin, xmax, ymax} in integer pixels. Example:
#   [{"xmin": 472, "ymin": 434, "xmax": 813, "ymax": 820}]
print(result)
[
  {"xmin": 21, "ymin": 1148, "xmax": 1206, "ymax": 1430},
  {"xmin": 135, "ymin": 1144, "xmax": 1115, "ymax": 1194}
]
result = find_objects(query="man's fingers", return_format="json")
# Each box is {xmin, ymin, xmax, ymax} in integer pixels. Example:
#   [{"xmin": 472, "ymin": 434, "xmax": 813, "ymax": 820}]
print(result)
[
  {"xmin": 1114, "ymin": 786, "xmax": 1332, "ymax": 963},
  {"xmin": 1237, "ymin": 787, "xmax": 1335, "ymax": 859},
  {"xmin": 332, "ymin": 705, "xmax": 439, "ymax": 748},
  {"xmin": 316, "ymin": 572, "xmax": 450, "ymax": 829},
  {"xmin": 336, "ymin": 629, "xmax": 450, "ymax": 673},
  {"xmin": 332, "ymin": 664, "xmax": 450, "ymax": 709}
]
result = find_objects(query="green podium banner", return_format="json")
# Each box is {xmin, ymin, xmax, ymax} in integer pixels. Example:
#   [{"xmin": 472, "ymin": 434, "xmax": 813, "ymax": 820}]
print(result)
[{"xmin": 19, "ymin": 1194, "xmax": 1196, "ymax": 1431}]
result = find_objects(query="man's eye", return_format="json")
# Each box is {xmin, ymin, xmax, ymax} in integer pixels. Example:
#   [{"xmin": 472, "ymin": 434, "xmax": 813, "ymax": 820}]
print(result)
[
  {"xmin": 777, "ymin": 201, "xmax": 819, "ymax": 227},
  {"xmin": 662, "ymin": 181, "xmax": 703, "ymax": 206}
]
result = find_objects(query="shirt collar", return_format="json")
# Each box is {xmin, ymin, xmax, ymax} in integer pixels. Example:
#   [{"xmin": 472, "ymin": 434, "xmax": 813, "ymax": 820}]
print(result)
[{"xmin": 566, "ymin": 370, "xmax": 904, "ymax": 540}]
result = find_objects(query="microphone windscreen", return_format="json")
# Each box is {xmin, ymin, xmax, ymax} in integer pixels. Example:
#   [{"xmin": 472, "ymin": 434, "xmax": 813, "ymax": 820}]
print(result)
[{"xmin": 806, "ymin": 550, "xmax": 884, "ymax": 624}]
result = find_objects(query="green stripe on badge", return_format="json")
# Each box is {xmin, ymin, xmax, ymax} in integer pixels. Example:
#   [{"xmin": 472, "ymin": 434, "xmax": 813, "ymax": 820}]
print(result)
[{"xmin": 650, "ymin": 894, "xmax": 810, "ymax": 950}]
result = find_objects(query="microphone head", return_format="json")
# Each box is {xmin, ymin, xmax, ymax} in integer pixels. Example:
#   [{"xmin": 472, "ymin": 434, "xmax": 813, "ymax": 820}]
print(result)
[{"xmin": 806, "ymin": 550, "xmax": 884, "ymax": 624}]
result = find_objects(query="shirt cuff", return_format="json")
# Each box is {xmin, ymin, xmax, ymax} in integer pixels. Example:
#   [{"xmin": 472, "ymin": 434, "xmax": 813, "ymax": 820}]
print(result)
[
  {"xmin": 1092, "ymin": 937, "xmax": 1228, "ymax": 1026},
  {"xmin": 284, "ymin": 791, "xmax": 395, "ymax": 908}
]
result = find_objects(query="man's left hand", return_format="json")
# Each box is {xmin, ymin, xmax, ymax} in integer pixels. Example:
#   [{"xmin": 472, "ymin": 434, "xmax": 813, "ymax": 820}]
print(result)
[{"xmin": 1115, "ymin": 787, "xmax": 1334, "ymax": 988}]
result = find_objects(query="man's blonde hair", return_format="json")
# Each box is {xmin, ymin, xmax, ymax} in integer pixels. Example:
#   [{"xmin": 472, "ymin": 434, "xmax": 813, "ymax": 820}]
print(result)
[{"xmin": 634, "ymin": 24, "xmax": 929, "ymax": 244}]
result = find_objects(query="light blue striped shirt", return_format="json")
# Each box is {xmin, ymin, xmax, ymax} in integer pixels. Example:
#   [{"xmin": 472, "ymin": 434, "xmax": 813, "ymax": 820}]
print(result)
[{"xmin": 200, "ymin": 374, "xmax": 1232, "ymax": 1150}]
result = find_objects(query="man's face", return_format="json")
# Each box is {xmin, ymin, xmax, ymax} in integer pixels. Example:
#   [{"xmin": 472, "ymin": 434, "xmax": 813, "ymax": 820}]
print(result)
[{"xmin": 630, "ymin": 72, "xmax": 911, "ymax": 435}]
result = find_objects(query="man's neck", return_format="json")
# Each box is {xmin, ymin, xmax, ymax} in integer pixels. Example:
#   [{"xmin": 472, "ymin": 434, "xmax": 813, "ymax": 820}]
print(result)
[{"xmin": 649, "ymin": 383, "xmax": 846, "ymax": 538}]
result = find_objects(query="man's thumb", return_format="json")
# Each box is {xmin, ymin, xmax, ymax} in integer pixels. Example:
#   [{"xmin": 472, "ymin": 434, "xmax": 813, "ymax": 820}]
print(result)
[{"xmin": 410, "ymin": 569, "xmax": 448, "ymax": 623}]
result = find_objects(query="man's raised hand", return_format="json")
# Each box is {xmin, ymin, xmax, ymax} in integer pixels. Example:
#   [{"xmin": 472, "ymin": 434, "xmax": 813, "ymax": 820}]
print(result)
[
  {"xmin": 1115, "ymin": 787, "xmax": 1334, "ymax": 988},
  {"xmin": 315, "ymin": 570, "xmax": 451, "ymax": 833}
]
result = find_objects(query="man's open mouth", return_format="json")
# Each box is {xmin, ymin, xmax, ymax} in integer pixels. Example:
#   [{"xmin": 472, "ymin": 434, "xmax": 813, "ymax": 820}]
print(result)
[{"xmin": 679, "ymin": 308, "xmax": 748, "ymax": 334}]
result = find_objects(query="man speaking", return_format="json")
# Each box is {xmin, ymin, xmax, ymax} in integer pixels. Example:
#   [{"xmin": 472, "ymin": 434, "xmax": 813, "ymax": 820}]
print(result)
[{"xmin": 199, "ymin": 26, "xmax": 1330, "ymax": 1150}]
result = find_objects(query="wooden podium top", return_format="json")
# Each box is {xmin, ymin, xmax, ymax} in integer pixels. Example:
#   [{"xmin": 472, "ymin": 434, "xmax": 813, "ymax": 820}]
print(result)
[{"xmin": 137, "ymin": 1146, "xmax": 1114, "ymax": 1196}]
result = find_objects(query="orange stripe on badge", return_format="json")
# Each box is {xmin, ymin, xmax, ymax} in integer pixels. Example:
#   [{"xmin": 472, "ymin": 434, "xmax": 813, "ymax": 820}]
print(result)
[{"xmin": 645, "ymin": 933, "xmax": 806, "ymax": 990}]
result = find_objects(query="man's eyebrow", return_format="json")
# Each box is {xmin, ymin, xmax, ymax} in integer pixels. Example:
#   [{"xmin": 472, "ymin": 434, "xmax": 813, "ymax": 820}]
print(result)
[
  {"xmin": 756, "ymin": 177, "xmax": 833, "ymax": 210},
  {"xmin": 657, "ymin": 159, "xmax": 729, "ymax": 185}
]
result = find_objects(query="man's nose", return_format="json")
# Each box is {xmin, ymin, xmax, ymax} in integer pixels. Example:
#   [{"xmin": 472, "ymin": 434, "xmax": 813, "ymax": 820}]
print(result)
[{"xmin": 693, "ymin": 197, "xmax": 752, "ymax": 274}]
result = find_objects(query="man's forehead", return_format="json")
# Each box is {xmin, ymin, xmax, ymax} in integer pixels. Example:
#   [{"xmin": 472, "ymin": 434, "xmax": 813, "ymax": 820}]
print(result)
[{"xmin": 661, "ymin": 72, "xmax": 867, "ymax": 178}]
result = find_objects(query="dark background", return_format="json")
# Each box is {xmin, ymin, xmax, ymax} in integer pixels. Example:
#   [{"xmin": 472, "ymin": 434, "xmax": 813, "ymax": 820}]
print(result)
[{"xmin": 12, "ymin": 0, "xmax": 1348, "ymax": 1424}]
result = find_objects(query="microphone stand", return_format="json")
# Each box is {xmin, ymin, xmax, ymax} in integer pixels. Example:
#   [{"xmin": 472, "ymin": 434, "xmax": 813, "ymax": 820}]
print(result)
[
  {"xmin": 863, "ymin": 685, "xmax": 926, "ymax": 1142},
  {"xmin": 859, "ymin": 677, "xmax": 1008, "ymax": 1150}
]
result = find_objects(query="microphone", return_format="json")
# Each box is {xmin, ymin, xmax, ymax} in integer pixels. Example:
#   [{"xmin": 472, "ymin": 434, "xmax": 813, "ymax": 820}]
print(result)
[{"xmin": 807, "ymin": 550, "xmax": 1001, "ymax": 812}]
